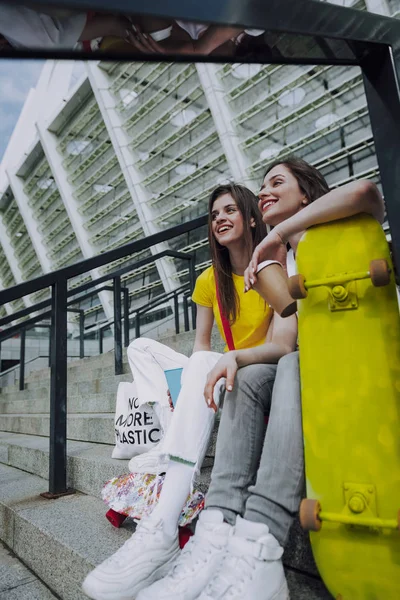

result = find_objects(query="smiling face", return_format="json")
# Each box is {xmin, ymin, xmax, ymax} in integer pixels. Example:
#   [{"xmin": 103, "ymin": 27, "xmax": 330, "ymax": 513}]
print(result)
[
  {"xmin": 211, "ymin": 193, "xmax": 245, "ymax": 247},
  {"xmin": 258, "ymin": 164, "xmax": 308, "ymax": 226}
]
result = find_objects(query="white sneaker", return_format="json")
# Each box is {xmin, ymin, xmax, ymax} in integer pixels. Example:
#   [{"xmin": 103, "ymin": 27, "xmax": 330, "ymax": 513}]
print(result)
[
  {"xmin": 82, "ymin": 517, "xmax": 180, "ymax": 600},
  {"xmin": 129, "ymin": 442, "xmax": 169, "ymax": 475},
  {"xmin": 198, "ymin": 516, "xmax": 290, "ymax": 600},
  {"xmin": 137, "ymin": 510, "xmax": 232, "ymax": 600}
]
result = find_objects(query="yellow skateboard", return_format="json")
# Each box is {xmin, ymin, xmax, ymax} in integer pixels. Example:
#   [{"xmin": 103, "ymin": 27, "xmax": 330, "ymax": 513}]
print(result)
[{"xmin": 288, "ymin": 214, "xmax": 400, "ymax": 599}]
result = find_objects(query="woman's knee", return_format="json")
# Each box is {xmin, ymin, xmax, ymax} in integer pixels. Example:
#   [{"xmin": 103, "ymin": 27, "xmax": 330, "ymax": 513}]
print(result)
[
  {"xmin": 127, "ymin": 337, "xmax": 153, "ymax": 352},
  {"xmin": 186, "ymin": 350, "xmax": 219, "ymax": 371},
  {"xmin": 127, "ymin": 337, "xmax": 156, "ymax": 361},
  {"xmin": 229, "ymin": 363, "xmax": 277, "ymax": 406},
  {"xmin": 276, "ymin": 351, "xmax": 299, "ymax": 375},
  {"xmin": 189, "ymin": 350, "xmax": 213, "ymax": 361},
  {"xmin": 235, "ymin": 363, "xmax": 276, "ymax": 386}
]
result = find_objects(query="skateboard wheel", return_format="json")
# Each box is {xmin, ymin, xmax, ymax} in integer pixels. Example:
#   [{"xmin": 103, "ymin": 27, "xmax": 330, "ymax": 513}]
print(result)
[
  {"xmin": 370, "ymin": 259, "xmax": 390, "ymax": 286},
  {"xmin": 299, "ymin": 499, "xmax": 322, "ymax": 532},
  {"xmin": 288, "ymin": 274, "xmax": 308, "ymax": 299}
]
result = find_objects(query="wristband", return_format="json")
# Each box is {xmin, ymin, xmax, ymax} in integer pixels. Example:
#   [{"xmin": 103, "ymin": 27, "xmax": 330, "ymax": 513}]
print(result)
[{"xmin": 149, "ymin": 26, "xmax": 172, "ymax": 42}]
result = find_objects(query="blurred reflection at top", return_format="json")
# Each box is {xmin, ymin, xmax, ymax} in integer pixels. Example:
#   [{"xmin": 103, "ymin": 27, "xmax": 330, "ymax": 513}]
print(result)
[
  {"xmin": 0, "ymin": 1, "xmax": 369, "ymax": 63},
  {"xmin": 0, "ymin": 2, "xmax": 265, "ymax": 56}
]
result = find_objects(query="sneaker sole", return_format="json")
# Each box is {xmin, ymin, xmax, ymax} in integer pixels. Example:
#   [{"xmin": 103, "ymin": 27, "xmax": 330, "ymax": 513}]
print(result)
[
  {"xmin": 271, "ymin": 579, "xmax": 290, "ymax": 600},
  {"xmin": 82, "ymin": 548, "xmax": 180, "ymax": 600}
]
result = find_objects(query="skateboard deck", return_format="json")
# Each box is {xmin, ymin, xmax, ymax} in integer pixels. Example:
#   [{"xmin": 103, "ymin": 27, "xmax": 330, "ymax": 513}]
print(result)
[{"xmin": 291, "ymin": 214, "xmax": 400, "ymax": 599}]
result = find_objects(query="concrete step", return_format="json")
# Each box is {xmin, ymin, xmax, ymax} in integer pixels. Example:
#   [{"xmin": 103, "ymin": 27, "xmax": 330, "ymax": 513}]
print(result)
[
  {"xmin": 284, "ymin": 517, "xmax": 319, "ymax": 578},
  {"xmin": 0, "ymin": 352, "xmax": 130, "ymax": 396},
  {"xmin": 0, "ymin": 414, "xmax": 115, "ymax": 445},
  {"xmin": 157, "ymin": 327, "xmax": 224, "ymax": 356},
  {"xmin": 1, "ymin": 350, "xmax": 120, "ymax": 388},
  {"xmin": 0, "ymin": 463, "xmax": 333, "ymax": 600},
  {"xmin": 0, "ymin": 365, "xmax": 131, "ymax": 398},
  {"xmin": 0, "ymin": 392, "xmax": 117, "ymax": 415},
  {"xmin": 0, "ymin": 432, "xmax": 127, "ymax": 499},
  {"xmin": 0, "ymin": 430, "xmax": 217, "ymax": 500},
  {"xmin": 0, "ymin": 327, "xmax": 218, "ymax": 397},
  {"xmin": 0, "ymin": 372, "xmax": 131, "ymax": 406},
  {"xmin": 0, "ymin": 463, "xmax": 136, "ymax": 600},
  {"xmin": 0, "ymin": 540, "xmax": 59, "ymax": 600}
]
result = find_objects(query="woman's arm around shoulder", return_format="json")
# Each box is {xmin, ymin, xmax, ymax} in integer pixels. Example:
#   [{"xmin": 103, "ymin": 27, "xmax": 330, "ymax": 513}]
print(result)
[
  {"xmin": 245, "ymin": 181, "xmax": 384, "ymax": 290},
  {"xmin": 275, "ymin": 180, "xmax": 385, "ymax": 243},
  {"xmin": 192, "ymin": 305, "xmax": 214, "ymax": 353}
]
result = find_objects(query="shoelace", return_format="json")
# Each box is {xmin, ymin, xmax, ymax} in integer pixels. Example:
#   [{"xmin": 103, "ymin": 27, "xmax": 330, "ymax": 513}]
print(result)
[
  {"xmin": 105, "ymin": 518, "xmax": 162, "ymax": 567},
  {"xmin": 167, "ymin": 527, "xmax": 223, "ymax": 584},
  {"xmin": 205, "ymin": 552, "xmax": 256, "ymax": 598}
]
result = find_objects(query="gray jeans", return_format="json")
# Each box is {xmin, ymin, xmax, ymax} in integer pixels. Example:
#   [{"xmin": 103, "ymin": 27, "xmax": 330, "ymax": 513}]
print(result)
[{"xmin": 205, "ymin": 352, "xmax": 304, "ymax": 546}]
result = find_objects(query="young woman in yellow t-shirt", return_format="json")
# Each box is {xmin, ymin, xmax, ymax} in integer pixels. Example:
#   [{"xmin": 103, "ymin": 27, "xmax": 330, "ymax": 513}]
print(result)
[{"xmin": 83, "ymin": 183, "xmax": 298, "ymax": 600}]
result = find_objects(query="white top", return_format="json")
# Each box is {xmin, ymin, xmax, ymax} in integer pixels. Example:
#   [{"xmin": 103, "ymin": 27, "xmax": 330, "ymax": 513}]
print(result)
[
  {"xmin": 0, "ymin": 5, "xmax": 86, "ymax": 49},
  {"xmin": 175, "ymin": 21, "xmax": 265, "ymax": 41},
  {"xmin": 244, "ymin": 29, "xmax": 265, "ymax": 36},
  {"xmin": 175, "ymin": 20, "xmax": 208, "ymax": 40},
  {"xmin": 287, "ymin": 248, "xmax": 296, "ymax": 277}
]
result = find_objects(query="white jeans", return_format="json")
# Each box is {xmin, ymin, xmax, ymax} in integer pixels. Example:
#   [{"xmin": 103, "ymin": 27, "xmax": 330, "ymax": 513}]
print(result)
[{"xmin": 127, "ymin": 338, "xmax": 224, "ymax": 472}]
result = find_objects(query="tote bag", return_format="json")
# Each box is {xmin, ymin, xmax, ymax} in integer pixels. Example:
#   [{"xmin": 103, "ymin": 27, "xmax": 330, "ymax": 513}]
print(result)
[{"xmin": 112, "ymin": 381, "xmax": 161, "ymax": 459}]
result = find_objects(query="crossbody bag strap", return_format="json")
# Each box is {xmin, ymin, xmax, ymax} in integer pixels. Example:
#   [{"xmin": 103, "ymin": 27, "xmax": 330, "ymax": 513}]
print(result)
[{"xmin": 215, "ymin": 280, "xmax": 235, "ymax": 351}]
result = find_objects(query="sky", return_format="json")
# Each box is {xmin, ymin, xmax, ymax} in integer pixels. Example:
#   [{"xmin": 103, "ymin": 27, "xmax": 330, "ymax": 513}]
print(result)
[{"xmin": 0, "ymin": 59, "xmax": 44, "ymax": 161}]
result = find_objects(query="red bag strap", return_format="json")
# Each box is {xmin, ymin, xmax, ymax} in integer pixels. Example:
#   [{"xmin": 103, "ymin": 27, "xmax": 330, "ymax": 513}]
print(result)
[
  {"xmin": 82, "ymin": 11, "xmax": 96, "ymax": 52},
  {"xmin": 215, "ymin": 280, "xmax": 235, "ymax": 351}
]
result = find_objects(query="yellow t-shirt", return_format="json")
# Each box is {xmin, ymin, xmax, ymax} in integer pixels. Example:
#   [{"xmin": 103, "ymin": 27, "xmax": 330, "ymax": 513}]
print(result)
[{"xmin": 192, "ymin": 266, "xmax": 272, "ymax": 352}]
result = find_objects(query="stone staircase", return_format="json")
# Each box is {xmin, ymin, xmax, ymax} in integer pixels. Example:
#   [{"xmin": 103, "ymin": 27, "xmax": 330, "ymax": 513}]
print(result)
[{"xmin": 0, "ymin": 330, "xmax": 332, "ymax": 600}]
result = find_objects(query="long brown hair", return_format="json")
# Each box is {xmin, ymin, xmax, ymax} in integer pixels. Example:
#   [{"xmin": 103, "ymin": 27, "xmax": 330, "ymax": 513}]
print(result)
[
  {"xmin": 264, "ymin": 156, "xmax": 330, "ymax": 203},
  {"xmin": 208, "ymin": 183, "xmax": 265, "ymax": 324}
]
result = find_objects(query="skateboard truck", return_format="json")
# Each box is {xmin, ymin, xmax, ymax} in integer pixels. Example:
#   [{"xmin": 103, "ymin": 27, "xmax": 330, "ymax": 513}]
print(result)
[
  {"xmin": 288, "ymin": 259, "xmax": 391, "ymax": 311},
  {"xmin": 300, "ymin": 483, "xmax": 400, "ymax": 532}
]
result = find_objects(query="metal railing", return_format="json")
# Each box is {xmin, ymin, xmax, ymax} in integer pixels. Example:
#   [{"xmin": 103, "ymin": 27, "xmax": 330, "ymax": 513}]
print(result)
[
  {"xmin": 94, "ymin": 282, "xmax": 195, "ymax": 354},
  {"xmin": 0, "ymin": 250, "xmax": 197, "ymax": 387},
  {"xmin": 0, "ymin": 215, "xmax": 207, "ymax": 497}
]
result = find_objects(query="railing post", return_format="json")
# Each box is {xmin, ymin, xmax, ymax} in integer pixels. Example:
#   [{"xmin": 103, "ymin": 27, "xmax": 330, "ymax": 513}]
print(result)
[
  {"xmin": 79, "ymin": 310, "xmax": 85, "ymax": 359},
  {"xmin": 113, "ymin": 276, "xmax": 123, "ymax": 375},
  {"xmin": 42, "ymin": 278, "xmax": 74, "ymax": 499},
  {"xmin": 135, "ymin": 311, "xmax": 140, "ymax": 339},
  {"xmin": 123, "ymin": 288, "xmax": 130, "ymax": 348},
  {"xmin": 189, "ymin": 257, "xmax": 196, "ymax": 329},
  {"xmin": 174, "ymin": 293, "xmax": 180, "ymax": 335},
  {"xmin": 99, "ymin": 327, "xmax": 103, "ymax": 354},
  {"xmin": 19, "ymin": 329, "xmax": 26, "ymax": 391},
  {"xmin": 48, "ymin": 324, "xmax": 52, "ymax": 367},
  {"xmin": 183, "ymin": 294, "xmax": 190, "ymax": 332}
]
